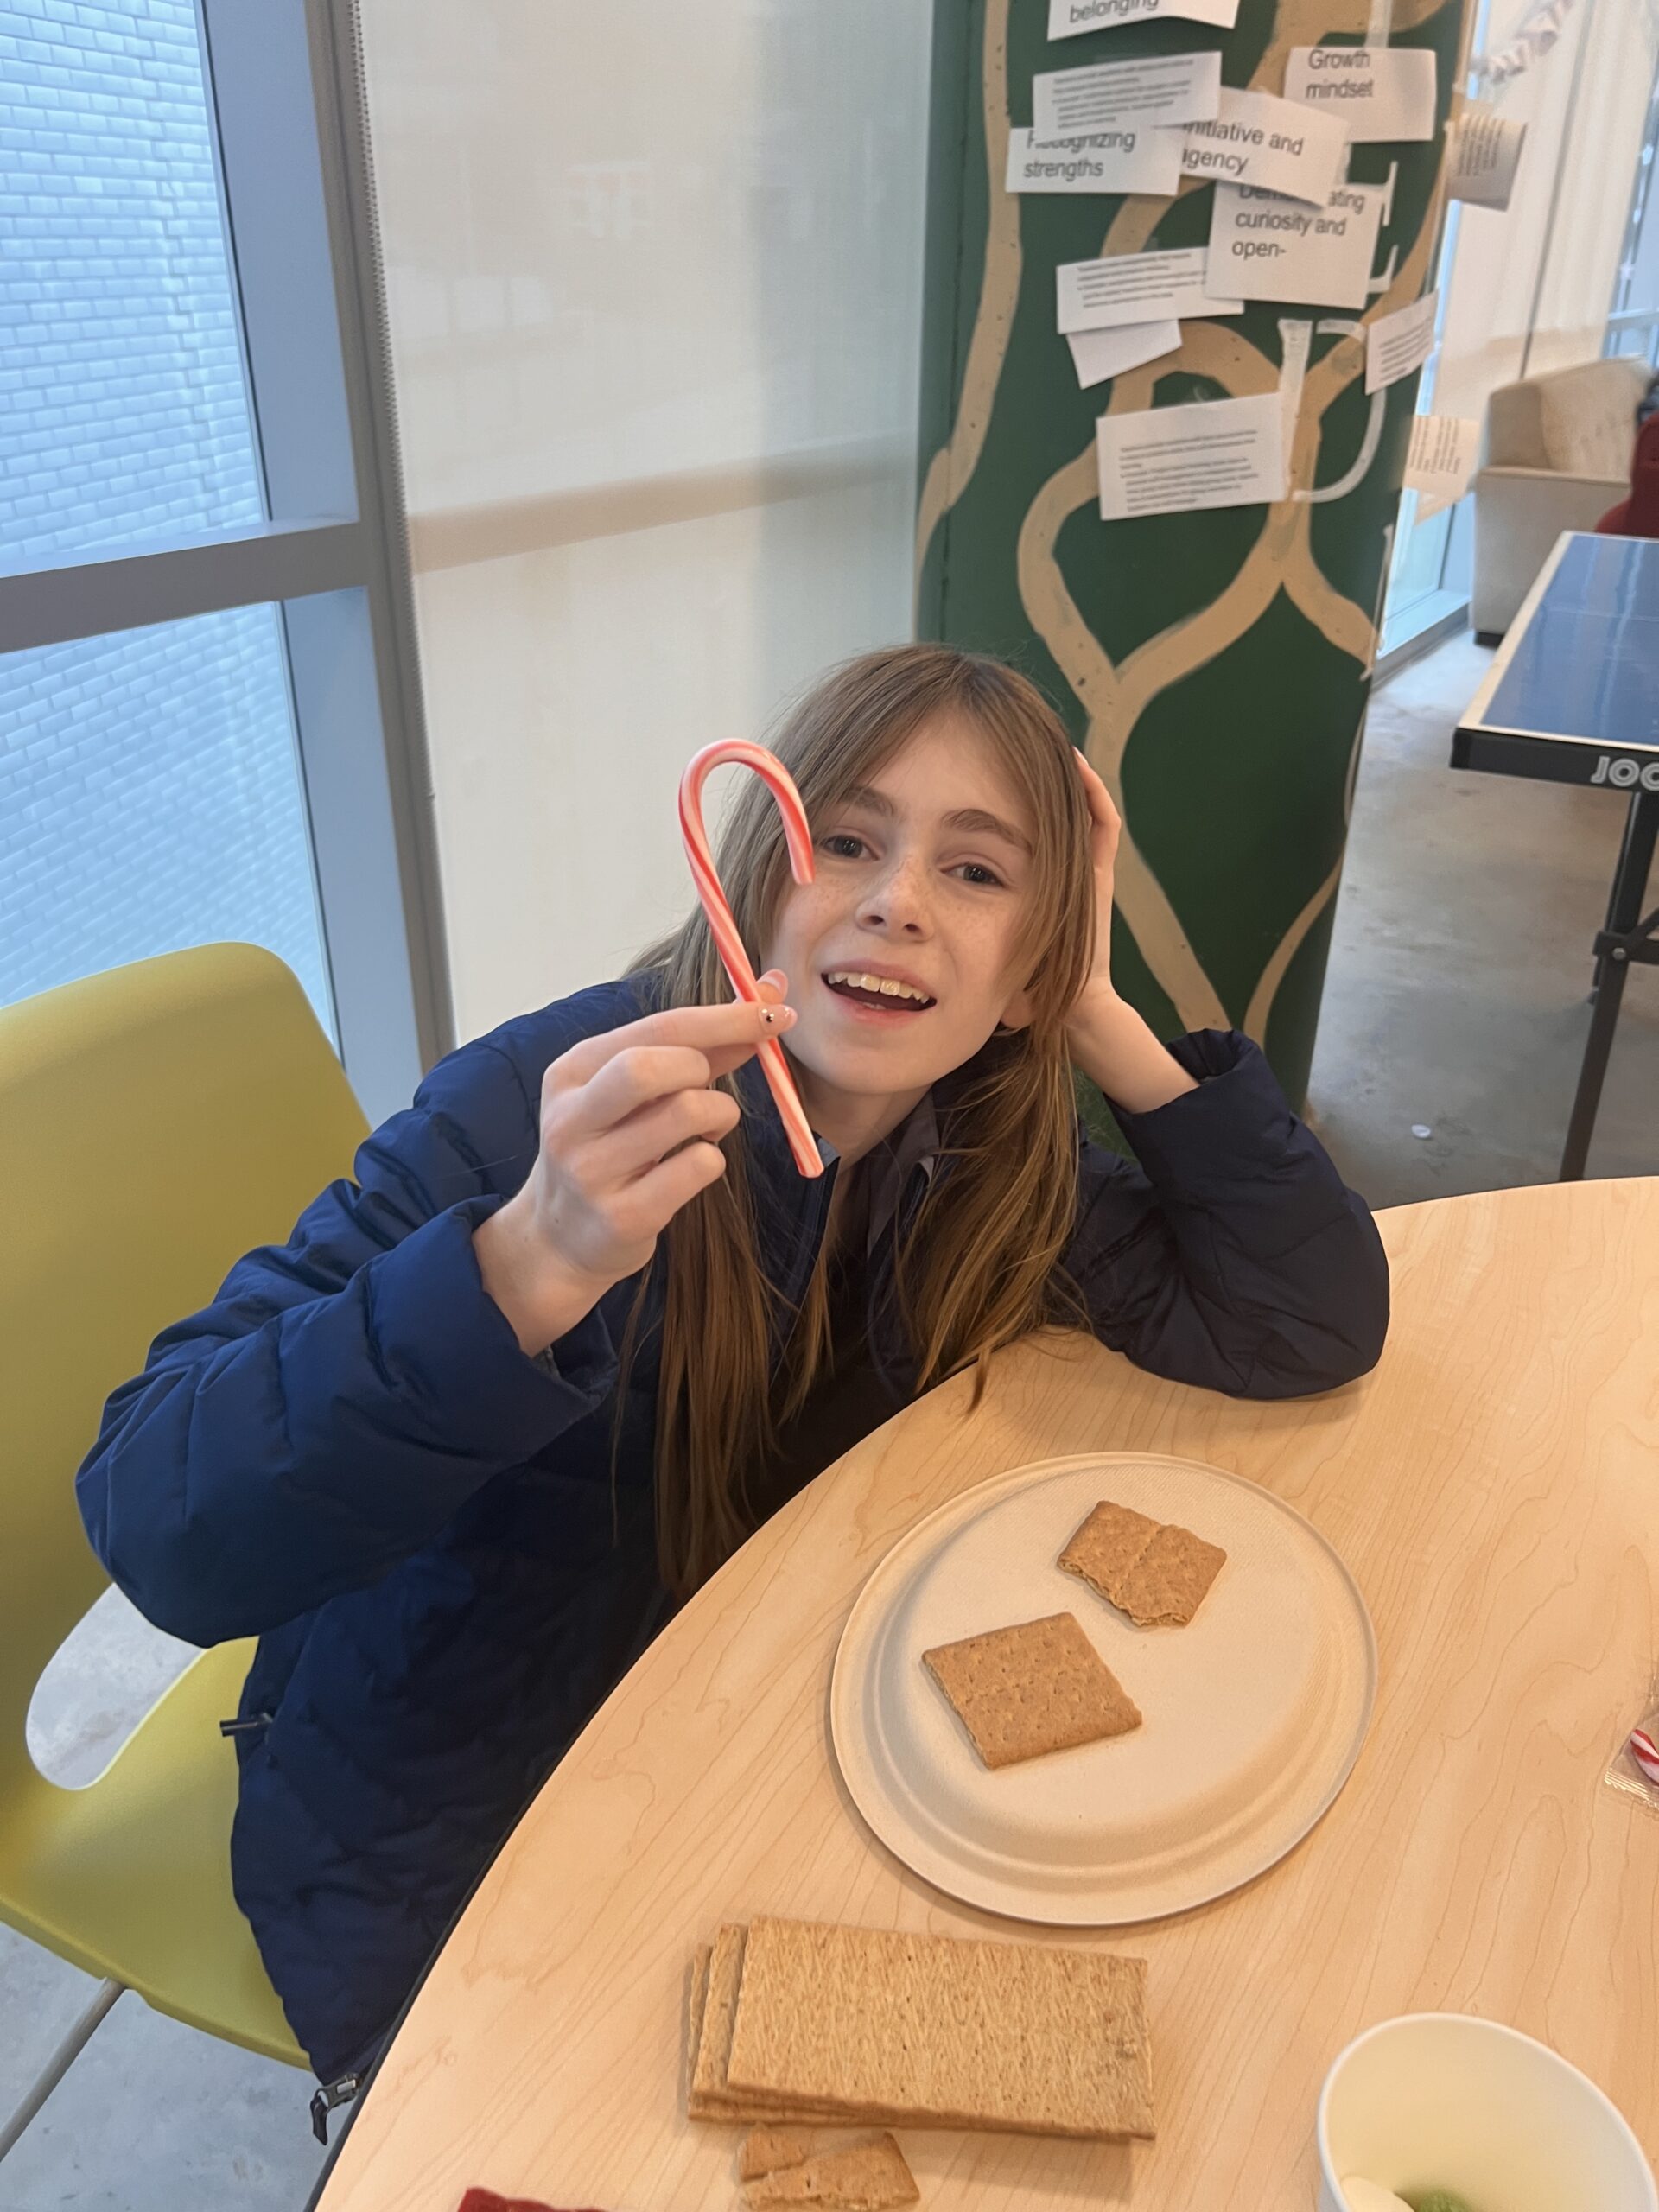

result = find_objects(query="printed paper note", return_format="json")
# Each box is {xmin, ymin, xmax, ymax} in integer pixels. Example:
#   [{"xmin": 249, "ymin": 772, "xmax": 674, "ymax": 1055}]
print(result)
[
  {"xmin": 1179, "ymin": 87, "xmax": 1349, "ymax": 204},
  {"xmin": 1278, "ymin": 315, "xmax": 1313, "ymax": 467},
  {"xmin": 1447, "ymin": 102, "xmax": 1527, "ymax": 208},
  {"xmin": 1058, "ymin": 245, "xmax": 1243, "ymax": 334},
  {"xmin": 1283, "ymin": 46, "xmax": 1436, "ymax": 142},
  {"xmin": 1034, "ymin": 50, "xmax": 1222, "ymax": 138},
  {"xmin": 1068, "ymin": 319, "xmax": 1183, "ymax": 388},
  {"xmin": 1208, "ymin": 181, "xmax": 1382, "ymax": 308},
  {"xmin": 1097, "ymin": 391, "xmax": 1287, "ymax": 518},
  {"xmin": 1365, "ymin": 289, "xmax": 1438, "ymax": 392},
  {"xmin": 1006, "ymin": 124, "xmax": 1182, "ymax": 196},
  {"xmin": 1049, "ymin": 0, "xmax": 1239, "ymax": 33},
  {"xmin": 1404, "ymin": 413, "xmax": 1479, "ymax": 517}
]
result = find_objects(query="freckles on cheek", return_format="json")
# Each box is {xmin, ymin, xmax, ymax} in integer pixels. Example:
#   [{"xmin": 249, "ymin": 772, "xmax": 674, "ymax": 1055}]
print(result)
[
  {"xmin": 961, "ymin": 913, "xmax": 1023, "ymax": 1001},
  {"xmin": 763, "ymin": 887, "xmax": 827, "ymax": 986}
]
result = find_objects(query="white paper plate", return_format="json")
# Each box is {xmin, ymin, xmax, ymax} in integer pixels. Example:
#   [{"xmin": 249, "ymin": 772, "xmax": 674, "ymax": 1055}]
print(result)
[{"xmin": 830, "ymin": 1452, "xmax": 1376, "ymax": 1926}]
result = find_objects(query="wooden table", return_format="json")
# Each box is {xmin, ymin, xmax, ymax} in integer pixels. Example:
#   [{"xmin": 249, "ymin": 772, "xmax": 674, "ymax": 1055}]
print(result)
[{"xmin": 318, "ymin": 1180, "xmax": 1659, "ymax": 2211}]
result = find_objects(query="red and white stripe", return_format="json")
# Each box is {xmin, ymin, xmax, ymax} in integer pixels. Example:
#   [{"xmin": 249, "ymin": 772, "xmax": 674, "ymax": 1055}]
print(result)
[
  {"xmin": 678, "ymin": 740, "xmax": 823, "ymax": 1179},
  {"xmin": 1630, "ymin": 1726, "xmax": 1659, "ymax": 1786}
]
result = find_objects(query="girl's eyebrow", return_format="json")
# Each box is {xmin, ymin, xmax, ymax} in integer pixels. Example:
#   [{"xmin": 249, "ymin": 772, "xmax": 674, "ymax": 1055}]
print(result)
[
  {"xmin": 942, "ymin": 805, "xmax": 1032, "ymax": 855},
  {"xmin": 837, "ymin": 783, "xmax": 895, "ymax": 817},
  {"xmin": 836, "ymin": 784, "xmax": 1032, "ymax": 856}
]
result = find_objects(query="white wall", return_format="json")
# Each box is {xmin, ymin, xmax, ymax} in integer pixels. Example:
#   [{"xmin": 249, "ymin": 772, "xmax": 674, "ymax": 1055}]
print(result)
[{"xmin": 358, "ymin": 0, "xmax": 934, "ymax": 1042}]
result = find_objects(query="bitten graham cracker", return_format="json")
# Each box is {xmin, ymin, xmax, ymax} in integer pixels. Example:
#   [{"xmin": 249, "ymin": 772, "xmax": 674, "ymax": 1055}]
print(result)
[
  {"xmin": 739, "ymin": 2129, "xmax": 819, "ymax": 2181},
  {"xmin": 1061, "ymin": 1500, "xmax": 1227, "ymax": 1627},
  {"xmin": 922, "ymin": 1611, "xmax": 1141, "ymax": 1769},
  {"xmin": 1114, "ymin": 1521, "xmax": 1227, "ymax": 1626},
  {"xmin": 725, "ymin": 1918, "xmax": 1155, "ymax": 2141},
  {"xmin": 1058, "ymin": 1500, "xmax": 1162, "ymax": 1608},
  {"xmin": 741, "ymin": 2134, "xmax": 918, "ymax": 2209}
]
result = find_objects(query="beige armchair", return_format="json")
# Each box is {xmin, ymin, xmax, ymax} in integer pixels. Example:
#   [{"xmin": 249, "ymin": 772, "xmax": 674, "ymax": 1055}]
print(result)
[{"xmin": 1471, "ymin": 356, "xmax": 1649, "ymax": 638}]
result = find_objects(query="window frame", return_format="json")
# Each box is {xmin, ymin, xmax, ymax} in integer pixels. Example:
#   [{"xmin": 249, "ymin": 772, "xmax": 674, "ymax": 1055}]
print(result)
[{"xmin": 0, "ymin": 0, "xmax": 449, "ymax": 1126}]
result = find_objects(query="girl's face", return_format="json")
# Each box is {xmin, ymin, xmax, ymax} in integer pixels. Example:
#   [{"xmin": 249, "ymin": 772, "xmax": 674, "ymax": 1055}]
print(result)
[{"xmin": 761, "ymin": 715, "xmax": 1039, "ymax": 1118}]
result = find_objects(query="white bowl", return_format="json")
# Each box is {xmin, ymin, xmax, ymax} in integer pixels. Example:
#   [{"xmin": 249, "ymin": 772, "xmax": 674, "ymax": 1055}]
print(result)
[{"xmin": 1316, "ymin": 2012, "xmax": 1656, "ymax": 2212}]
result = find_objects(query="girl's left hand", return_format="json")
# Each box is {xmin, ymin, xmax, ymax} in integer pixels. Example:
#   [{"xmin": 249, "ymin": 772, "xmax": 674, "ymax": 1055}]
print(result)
[
  {"xmin": 1064, "ymin": 750, "xmax": 1199, "ymax": 1111},
  {"xmin": 1067, "ymin": 747, "xmax": 1123, "ymax": 1034}
]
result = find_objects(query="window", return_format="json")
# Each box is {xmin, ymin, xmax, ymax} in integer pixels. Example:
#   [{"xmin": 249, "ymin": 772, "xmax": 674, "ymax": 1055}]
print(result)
[
  {"xmin": 0, "ymin": 0, "xmax": 448, "ymax": 1124},
  {"xmin": 1605, "ymin": 66, "xmax": 1659, "ymax": 367},
  {"xmin": 0, "ymin": 609, "xmax": 328, "ymax": 1021}
]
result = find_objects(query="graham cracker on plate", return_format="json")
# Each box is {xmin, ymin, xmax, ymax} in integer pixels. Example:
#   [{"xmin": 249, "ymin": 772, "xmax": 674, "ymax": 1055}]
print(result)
[
  {"xmin": 1113, "ymin": 1522, "xmax": 1227, "ymax": 1627},
  {"xmin": 1060, "ymin": 1499, "xmax": 1228, "ymax": 1627},
  {"xmin": 724, "ymin": 1917, "xmax": 1155, "ymax": 2141},
  {"xmin": 1058, "ymin": 1500, "xmax": 1160, "ymax": 1607},
  {"xmin": 922, "ymin": 1611, "xmax": 1141, "ymax": 1770},
  {"xmin": 741, "ymin": 2134, "xmax": 918, "ymax": 2210}
]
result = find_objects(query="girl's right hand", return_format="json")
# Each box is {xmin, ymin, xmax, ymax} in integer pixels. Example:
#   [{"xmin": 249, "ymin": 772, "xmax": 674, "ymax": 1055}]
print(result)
[{"xmin": 474, "ymin": 978, "xmax": 796, "ymax": 1355}]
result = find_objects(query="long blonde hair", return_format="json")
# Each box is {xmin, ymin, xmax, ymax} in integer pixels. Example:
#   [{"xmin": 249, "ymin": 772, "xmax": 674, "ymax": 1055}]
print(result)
[{"xmin": 632, "ymin": 644, "xmax": 1096, "ymax": 1596}]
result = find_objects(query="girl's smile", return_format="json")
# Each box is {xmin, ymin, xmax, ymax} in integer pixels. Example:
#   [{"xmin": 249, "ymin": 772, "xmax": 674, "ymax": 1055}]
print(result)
[{"xmin": 819, "ymin": 963, "xmax": 938, "ymax": 1017}]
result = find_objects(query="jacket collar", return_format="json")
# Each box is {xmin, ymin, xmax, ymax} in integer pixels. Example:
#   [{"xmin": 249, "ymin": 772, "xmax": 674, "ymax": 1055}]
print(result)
[
  {"xmin": 733, "ymin": 1055, "xmax": 839, "ymax": 1313},
  {"xmin": 734, "ymin": 1056, "xmax": 945, "ymax": 1247},
  {"xmin": 861, "ymin": 1093, "xmax": 939, "ymax": 1255}
]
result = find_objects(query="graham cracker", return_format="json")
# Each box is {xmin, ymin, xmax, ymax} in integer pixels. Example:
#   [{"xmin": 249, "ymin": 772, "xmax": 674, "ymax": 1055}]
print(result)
[
  {"xmin": 725, "ymin": 1917, "xmax": 1155, "ymax": 2141},
  {"xmin": 1113, "ymin": 1522, "xmax": 1227, "ymax": 1627},
  {"xmin": 690, "ymin": 1926, "xmax": 745, "ymax": 2109},
  {"xmin": 922, "ymin": 1611, "xmax": 1141, "ymax": 1769},
  {"xmin": 686, "ymin": 1946, "xmax": 713, "ymax": 2110},
  {"xmin": 1058, "ymin": 1500, "xmax": 1160, "ymax": 1606},
  {"xmin": 741, "ymin": 2135, "xmax": 918, "ymax": 2210},
  {"xmin": 1061, "ymin": 1498, "xmax": 1228, "ymax": 1627},
  {"xmin": 738, "ymin": 2128, "xmax": 818, "ymax": 2181},
  {"xmin": 690, "ymin": 1927, "xmax": 804, "ymax": 2123},
  {"xmin": 689, "ymin": 1929, "xmax": 893, "ymax": 2127}
]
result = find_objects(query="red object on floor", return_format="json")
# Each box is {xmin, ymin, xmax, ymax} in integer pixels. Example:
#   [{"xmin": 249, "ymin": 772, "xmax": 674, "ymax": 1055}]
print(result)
[
  {"xmin": 458, "ymin": 2191, "xmax": 611, "ymax": 2212},
  {"xmin": 1596, "ymin": 415, "xmax": 1659, "ymax": 537}
]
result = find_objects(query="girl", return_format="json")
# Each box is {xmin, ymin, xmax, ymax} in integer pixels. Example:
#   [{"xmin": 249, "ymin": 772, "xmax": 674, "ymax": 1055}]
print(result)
[{"xmin": 78, "ymin": 645, "xmax": 1388, "ymax": 2100}]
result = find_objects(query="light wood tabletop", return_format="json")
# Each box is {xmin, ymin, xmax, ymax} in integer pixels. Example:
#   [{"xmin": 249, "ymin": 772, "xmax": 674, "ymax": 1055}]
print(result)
[{"xmin": 317, "ymin": 1178, "xmax": 1659, "ymax": 2212}]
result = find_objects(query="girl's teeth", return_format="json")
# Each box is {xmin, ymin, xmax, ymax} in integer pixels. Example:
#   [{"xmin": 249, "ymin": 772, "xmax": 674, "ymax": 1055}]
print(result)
[
  {"xmin": 831, "ymin": 971, "xmax": 925, "ymax": 1001},
  {"xmin": 823, "ymin": 968, "xmax": 934, "ymax": 1005}
]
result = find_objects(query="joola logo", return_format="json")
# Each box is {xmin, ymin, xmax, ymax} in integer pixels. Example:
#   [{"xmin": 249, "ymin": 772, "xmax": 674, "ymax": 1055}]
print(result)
[{"xmin": 1588, "ymin": 753, "xmax": 1659, "ymax": 791}]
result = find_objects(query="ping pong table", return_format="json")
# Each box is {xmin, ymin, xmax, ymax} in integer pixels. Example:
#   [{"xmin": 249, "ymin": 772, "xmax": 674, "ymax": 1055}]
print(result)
[{"xmin": 1453, "ymin": 530, "xmax": 1659, "ymax": 1181}]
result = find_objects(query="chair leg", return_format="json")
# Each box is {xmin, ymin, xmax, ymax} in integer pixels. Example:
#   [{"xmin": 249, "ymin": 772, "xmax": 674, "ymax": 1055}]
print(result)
[{"xmin": 0, "ymin": 1977, "xmax": 123, "ymax": 2164}]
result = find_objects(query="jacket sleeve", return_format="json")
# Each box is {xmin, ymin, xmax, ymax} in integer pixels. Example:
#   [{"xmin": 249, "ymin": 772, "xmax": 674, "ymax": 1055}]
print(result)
[
  {"xmin": 75, "ymin": 1037, "xmax": 620, "ymax": 1648},
  {"xmin": 1064, "ymin": 1029, "xmax": 1389, "ymax": 1399}
]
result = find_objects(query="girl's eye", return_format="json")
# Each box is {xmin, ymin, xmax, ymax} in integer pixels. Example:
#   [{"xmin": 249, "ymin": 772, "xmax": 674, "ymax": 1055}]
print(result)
[
  {"xmin": 952, "ymin": 861, "xmax": 1005, "ymax": 888},
  {"xmin": 821, "ymin": 832, "xmax": 868, "ymax": 861}
]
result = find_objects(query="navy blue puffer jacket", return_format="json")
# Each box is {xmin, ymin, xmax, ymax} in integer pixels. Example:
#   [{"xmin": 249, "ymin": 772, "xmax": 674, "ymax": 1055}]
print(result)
[{"xmin": 76, "ymin": 976, "xmax": 1388, "ymax": 2080}]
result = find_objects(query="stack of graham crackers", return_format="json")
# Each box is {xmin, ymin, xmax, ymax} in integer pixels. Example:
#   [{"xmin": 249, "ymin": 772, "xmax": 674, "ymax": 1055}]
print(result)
[{"xmin": 688, "ymin": 1918, "xmax": 1154, "ymax": 2141}]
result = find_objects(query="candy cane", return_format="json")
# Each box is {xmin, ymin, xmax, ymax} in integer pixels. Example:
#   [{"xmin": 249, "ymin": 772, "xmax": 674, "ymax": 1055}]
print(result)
[
  {"xmin": 1630, "ymin": 1726, "xmax": 1659, "ymax": 1786},
  {"xmin": 678, "ymin": 741, "xmax": 823, "ymax": 1179}
]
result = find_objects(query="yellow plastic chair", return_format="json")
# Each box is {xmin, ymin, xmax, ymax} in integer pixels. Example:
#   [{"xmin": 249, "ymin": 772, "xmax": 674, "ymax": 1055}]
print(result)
[{"xmin": 0, "ymin": 944, "xmax": 370, "ymax": 2157}]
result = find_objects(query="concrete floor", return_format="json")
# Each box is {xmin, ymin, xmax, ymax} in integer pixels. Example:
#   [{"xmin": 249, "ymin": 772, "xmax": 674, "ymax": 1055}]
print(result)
[
  {"xmin": 1309, "ymin": 631, "xmax": 1657, "ymax": 1204},
  {"xmin": 2, "ymin": 626, "xmax": 1654, "ymax": 2210}
]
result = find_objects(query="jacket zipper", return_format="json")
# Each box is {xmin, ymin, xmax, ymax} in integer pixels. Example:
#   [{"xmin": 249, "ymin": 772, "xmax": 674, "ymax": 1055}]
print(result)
[{"xmin": 769, "ymin": 1152, "xmax": 841, "ymax": 1367}]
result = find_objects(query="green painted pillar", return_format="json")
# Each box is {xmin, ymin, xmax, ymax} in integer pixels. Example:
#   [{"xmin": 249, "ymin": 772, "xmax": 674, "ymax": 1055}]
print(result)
[{"xmin": 916, "ymin": 0, "xmax": 1474, "ymax": 1109}]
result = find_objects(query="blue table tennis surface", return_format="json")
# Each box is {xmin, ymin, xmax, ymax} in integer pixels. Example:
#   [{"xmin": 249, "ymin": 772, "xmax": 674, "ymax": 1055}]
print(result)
[{"xmin": 1478, "ymin": 534, "xmax": 1659, "ymax": 752}]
